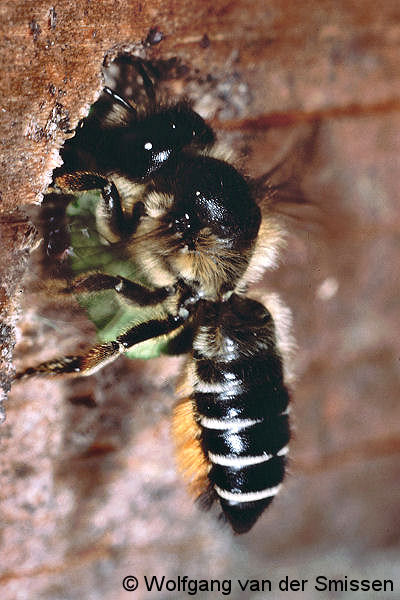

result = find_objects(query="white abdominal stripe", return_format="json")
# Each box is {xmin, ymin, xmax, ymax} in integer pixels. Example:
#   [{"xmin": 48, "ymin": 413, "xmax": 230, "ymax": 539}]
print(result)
[
  {"xmin": 214, "ymin": 484, "xmax": 282, "ymax": 503},
  {"xmin": 195, "ymin": 378, "xmax": 243, "ymax": 394},
  {"xmin": 199, "ymin": 416, "xmax": 261, "ymax": 431},
  {"xmin": 208, "ymin": 444, "xmax": 289, "ymax": 467},
  {"xmin": 208, "ymin": 445, "xmax": 288, "ymax": 504},
  {"xmin": 201, "ymin": 413, "xmax": 289, "ymax": 504}
]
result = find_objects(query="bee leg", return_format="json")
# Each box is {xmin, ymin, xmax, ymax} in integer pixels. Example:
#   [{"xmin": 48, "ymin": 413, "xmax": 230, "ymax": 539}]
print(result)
[
  {"xmin": 68, "ymin": 273, "xmax": 173, "ymax": 306},
  {"xmin": 14, "ymin": 311, "xmax": 189, "ymax": 381},
  {"xmin": 55, "ymin": 171, "xmax": 107, "ymax": 193},
  {"xmin": 55, "ymin": 172, "xmax": 142, "ymax": 238},
  {"xmin": 100, "ymin": 179, "xmax": 144, "ymax": 237},
  {"xmin": 14, "ymin": 342, "xmax": 123, "ymax": 380}
]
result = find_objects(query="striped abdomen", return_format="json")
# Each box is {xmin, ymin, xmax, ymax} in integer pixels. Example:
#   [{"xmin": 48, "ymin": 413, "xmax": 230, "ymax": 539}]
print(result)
[{"xmin": 191, "ymin": 294, "xmax": 291, "ymax": 533}]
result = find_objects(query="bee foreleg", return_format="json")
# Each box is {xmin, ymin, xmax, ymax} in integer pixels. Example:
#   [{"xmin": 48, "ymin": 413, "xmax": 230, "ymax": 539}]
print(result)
[
  {"xmin": 55, "ymin": 172, "xmax": 142, "ymax": 237},
  {"xmin": 100, "ymin": 179, "xmax": 143, "ymax": 237},
  {"xmin": 55, "ymin": 171, "xmax": 107, "ymax": 193}
]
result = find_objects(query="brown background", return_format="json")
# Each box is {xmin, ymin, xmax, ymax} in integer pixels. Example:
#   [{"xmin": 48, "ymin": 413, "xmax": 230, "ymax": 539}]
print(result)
[{"xmin": 1, "ymin": 1, "xmax": 400, "ymax": 599}]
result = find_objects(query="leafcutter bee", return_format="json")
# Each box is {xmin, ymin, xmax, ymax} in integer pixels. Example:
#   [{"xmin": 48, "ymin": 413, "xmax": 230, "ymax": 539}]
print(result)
[{"xmin": 15, "ymin": 56, "xmax": 293, "ymax": 534}]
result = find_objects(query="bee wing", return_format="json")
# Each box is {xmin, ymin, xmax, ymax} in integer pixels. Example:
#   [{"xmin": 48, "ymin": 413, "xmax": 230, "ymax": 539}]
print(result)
[{"xmin": 251, "ymin": 122, "xmax": 324, "ymax": 232}]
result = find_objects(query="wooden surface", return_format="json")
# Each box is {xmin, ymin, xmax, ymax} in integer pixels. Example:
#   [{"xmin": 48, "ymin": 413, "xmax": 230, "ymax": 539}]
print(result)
[{"xmin": 1, "ymin": 1, "xmax": 400, "ymax": 599}]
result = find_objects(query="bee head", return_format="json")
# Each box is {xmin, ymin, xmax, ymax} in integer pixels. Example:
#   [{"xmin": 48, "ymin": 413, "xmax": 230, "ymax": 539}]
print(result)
[
  {"xmin": 116, "ymin": 104, "xmax": 215, "ymax": 178},
  {"xmin": 166, "ymin": 103, "xmax": 216, "ymax": 148}
]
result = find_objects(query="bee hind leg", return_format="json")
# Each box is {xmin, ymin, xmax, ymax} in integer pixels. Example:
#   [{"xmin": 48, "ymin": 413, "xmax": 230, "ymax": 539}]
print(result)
[
  {"xmin": 14, "ymin": 311, "xmax": 189, "ymax": 381},
  {"xmin": 14, "ymin": 342, "xmax": 122, "ymax": 380}
]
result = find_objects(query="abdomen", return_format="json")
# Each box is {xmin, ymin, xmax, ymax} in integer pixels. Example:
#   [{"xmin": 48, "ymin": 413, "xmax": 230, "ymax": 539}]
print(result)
[{"xmin": 173, "ymin": 294, "xmax": 291, "ymax": 534}]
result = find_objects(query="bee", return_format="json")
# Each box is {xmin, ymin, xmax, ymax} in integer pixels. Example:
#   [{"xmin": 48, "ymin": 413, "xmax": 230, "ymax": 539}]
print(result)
[{"xmin": 15, "ymin": 57, "xmax": 292, "ymax": 534}]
